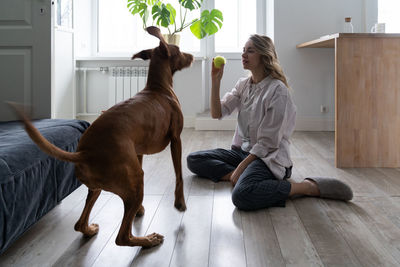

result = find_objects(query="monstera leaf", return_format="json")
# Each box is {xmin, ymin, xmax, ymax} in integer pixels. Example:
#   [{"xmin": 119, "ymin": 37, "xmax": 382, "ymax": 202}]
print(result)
[
  {"xmin": 152, "ymin": 3, "xmax": 171, "ymax": 27},
  {"xmin": 166, "ymin": 3, "xmax": 176, "ymax": 25},
  {"xmin": 178, "ymin": 0, "xmax": 202, "ymax": 11},
  {"xmin": 127, "ymin": 0, "xmax": 149, "ymax": 26},
  {"xmin": 190, "ymin": 9, "xmax": 223, "ymax": 39}
]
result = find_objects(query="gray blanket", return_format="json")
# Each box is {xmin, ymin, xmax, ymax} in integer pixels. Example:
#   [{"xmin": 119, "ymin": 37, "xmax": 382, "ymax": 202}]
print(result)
[{"xmin": 0, "ymin": 119, "xmax": 90, "ymax": 255}]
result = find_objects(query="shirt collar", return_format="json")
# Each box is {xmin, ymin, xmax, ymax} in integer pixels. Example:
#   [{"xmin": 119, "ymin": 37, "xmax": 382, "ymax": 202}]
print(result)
[{"xmin": 249, "ymin": 75, "xmax": 273, "ymax": 89}]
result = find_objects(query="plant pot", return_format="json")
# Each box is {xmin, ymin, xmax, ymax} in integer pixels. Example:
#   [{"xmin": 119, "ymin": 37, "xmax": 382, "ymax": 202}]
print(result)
[{"xmin": 162, "ymin": 34, "xmax": 180, "ymax": 46}]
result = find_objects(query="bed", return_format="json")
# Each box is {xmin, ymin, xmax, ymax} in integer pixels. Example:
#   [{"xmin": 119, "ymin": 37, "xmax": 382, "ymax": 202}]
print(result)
[{"xmin": 0, "ymin": 119, "xmax": 90, "ymax": 255}]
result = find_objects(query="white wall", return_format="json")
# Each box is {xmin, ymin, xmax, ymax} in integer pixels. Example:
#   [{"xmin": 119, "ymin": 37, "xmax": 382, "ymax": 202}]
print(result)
[{"xmin": 275, "ymin": 0, "xmax": 378, "ymax": 130}]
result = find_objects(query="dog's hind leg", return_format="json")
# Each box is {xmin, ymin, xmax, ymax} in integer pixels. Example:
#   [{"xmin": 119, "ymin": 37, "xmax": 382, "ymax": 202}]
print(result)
[
  {"xmin": 115, "ymin": 174, "xmax": 163, "ymax": 247},
  {"xmin": 170, "ymin": 137, "xmax": 186, "ymax": 211},
  {"xmin": 115, "ymin": 151, "xmax": 163, "ymax": 247},
  {"xmin": 74, "ymin": 188, "xmax": 101, "ymax": 236},
  {"xmin": 116, "ymin": 196, "xmax": 163, "ymax": 247}
]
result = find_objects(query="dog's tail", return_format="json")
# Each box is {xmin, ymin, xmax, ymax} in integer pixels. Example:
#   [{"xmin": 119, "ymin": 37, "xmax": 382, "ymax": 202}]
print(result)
[{"xmin": 7, "ymin": 102, "xmax": 83, "ymax": 163}]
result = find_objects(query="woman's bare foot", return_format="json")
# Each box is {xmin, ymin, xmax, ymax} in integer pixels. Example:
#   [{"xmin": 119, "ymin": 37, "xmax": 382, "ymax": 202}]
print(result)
[
  {"xmin": 220, "ymin": 171, "xmax": 233, "ymax": 182},
  {"xmin": 289, "ymin": 179, "xmax": 320, "ymax": 197}
]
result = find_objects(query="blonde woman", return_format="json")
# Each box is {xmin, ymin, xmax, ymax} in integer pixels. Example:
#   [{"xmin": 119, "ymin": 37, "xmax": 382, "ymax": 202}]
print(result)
[{"xmin": 187, "ymin": 34, "xmax": 353, "ymax": 210}]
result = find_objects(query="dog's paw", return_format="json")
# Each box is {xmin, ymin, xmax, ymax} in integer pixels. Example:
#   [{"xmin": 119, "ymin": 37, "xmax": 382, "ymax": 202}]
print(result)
[
  {"xmin": 174, "ymin": 200, "xmax": 187, "ymax": 212},
  {"xmin": 116, "ymin": 233, "xmax": 164, "ymax": 247},
  {"xmin": 79, "ymin": 223, "xmax": 99, "ymax": 237},
  {"xmin": 142, "ymin": 233, "xmax": 164, "ymax": 248}
]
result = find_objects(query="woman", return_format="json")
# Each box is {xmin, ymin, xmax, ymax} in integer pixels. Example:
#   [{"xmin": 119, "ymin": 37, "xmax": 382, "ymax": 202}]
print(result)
[{"xmin": 187, "ymin": 34, "xmax": 353, "ymax": 211}]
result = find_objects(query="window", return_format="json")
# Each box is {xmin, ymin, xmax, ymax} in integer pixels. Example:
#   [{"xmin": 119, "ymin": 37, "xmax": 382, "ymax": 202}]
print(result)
[
  {"xmin": 56, "ymin": 0, "xmax": 73, "ymax": 29},
  {"xmin": 98, "ymin": 0, "xmax": 158, "ymax": 54},
  {"xmin": 98, "ymin": 0, "xmax": 200, "ymax": 55},
  {"xmin": 214, "ymin": 0, "xmax": 257, "ymax": 53},
  {"xmin": 378, "ymin": 0, "xmax": 400, "ymax": 33},
  {"xmin": 96, "ymin": 0, "xmax": 269, "ymax": 56}
]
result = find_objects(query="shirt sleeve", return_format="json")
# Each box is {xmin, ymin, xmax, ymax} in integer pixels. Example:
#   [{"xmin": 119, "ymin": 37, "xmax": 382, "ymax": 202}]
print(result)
[
  {"xmin": 250, "ymin": 85, "xmax": 289, "ymax": 158},
  {"xmin": 220, "ymin": 79, "xmax": 244, "ymax": 117}
]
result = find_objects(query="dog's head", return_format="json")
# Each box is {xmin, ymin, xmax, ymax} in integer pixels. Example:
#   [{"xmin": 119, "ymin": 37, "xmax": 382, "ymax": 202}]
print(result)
[{"xmin": 131, "ymin": 26, "xmax": 194, "ymax": 74}]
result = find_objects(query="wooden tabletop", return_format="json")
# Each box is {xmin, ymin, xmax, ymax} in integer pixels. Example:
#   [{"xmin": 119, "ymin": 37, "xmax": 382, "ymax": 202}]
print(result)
[{"xmin": 297, "ymin": 33, "xmax": 400, "ymax": 48}]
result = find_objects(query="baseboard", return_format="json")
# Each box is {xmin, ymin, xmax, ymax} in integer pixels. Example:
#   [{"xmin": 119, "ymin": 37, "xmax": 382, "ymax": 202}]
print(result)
[
  {"xmin": 76, "ymin": 114, "xmax": 334, "ymax": 132},
  {"xmin": 295, "ymin": 116, "xmax": 335, "ymax": 131},
  {"xmin": 76, "ymin": 114, "xmax": 98, "ymax": 123},
  {"xmin": 193, "ymin": 111, "xmax": 237, "ymax": 130},
  {"xmin": 194, "ymin": 117, "xmax": 236, "ymax": 130},
  {"xmin": 184, "ymin": 116, "xmax": 195, "ymax": 128},
  {"xmin": 190, "ymin": 114, "xmax": 334, "ymax": 131}
]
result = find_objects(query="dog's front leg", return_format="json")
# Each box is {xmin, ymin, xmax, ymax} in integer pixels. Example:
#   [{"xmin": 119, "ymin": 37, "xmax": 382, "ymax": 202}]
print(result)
[{"xmin": 170, "ymin": 137, "xmax": 186, "ymax": 211}]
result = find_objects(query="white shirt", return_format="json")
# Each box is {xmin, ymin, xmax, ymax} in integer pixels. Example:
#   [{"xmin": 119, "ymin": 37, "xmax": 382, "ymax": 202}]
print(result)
[{"xmin": 220, "ymin": 76, "xmax": 297, "ymax": 179}]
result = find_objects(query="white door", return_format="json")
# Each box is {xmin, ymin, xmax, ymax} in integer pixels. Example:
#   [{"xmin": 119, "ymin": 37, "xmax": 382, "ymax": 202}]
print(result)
[{"xmin": 0, "ymin": 0, "xmax": 52, "ymax": 121}]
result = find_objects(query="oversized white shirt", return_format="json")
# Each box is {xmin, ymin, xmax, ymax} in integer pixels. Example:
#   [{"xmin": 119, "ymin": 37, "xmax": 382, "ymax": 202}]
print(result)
[{"xmin": 220, "ymin": 76, "xmax": 297, "ymax": 179}]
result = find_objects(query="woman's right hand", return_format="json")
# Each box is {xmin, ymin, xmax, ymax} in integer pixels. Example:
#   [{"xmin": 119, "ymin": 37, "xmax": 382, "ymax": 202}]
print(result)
[
  {"xmin": 211, "ymin": 58, "xmax": 224, "ymax": 83},
  {"xmin": 210, "ymin": 58, "xmax": 224, "ymax": 119}
]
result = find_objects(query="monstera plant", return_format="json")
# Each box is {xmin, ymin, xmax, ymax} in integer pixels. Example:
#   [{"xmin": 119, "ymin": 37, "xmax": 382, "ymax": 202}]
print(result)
[{"xmin": 127, "ymin": 0, "xmax": 223, "ymax": 40}]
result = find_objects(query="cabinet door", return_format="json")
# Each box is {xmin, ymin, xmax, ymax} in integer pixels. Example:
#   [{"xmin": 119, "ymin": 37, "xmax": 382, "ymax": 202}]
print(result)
[{"xmin": 0, "ymin": 0, "xmax": 52, "ymax": 121}]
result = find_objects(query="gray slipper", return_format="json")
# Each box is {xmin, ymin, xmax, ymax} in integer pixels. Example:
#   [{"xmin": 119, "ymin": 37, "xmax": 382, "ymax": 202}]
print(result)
[{"xmin": 305, "ymin": 177, "xmax": 353, "ymax": 201}]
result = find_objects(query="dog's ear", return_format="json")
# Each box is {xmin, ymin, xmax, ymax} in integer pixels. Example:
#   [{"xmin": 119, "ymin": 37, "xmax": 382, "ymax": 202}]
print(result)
[
  {"xmin": 146, "ymin": 26, "xmax": 164, "ymax": 41},
  {"xmin": 131, "ymin": 49, "xmax": 152, "ymax": 60},
  {"xmin": 158, "ymin": 41, "xmax": 170, "ymax": 58},
  {"xmin": 146, "ymin": 26, "xmax": 170, "ymax": 58}
]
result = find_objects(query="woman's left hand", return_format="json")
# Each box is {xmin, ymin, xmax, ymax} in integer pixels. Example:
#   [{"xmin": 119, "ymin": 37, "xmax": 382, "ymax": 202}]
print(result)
[
  {"xmin": 230, "ymin": 166, "xmax": 244, "ymax": 186},
  {"xmin": 230, "ymin": 154, "xmax": 258, "ymax": 186}
]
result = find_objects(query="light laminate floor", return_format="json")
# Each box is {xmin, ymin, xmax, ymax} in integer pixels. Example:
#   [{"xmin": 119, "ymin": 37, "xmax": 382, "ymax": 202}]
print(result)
[{"xmin": 1, "ymin": 129, "xmax": 400, "ymax": 267}]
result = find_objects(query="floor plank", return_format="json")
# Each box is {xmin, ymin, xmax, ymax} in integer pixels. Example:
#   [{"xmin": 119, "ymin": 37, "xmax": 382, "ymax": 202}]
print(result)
[
  {"xmin": 351, "ymin": 197, "xmax": 400, "ymax": 265},
  {"xmin": 241, "ymin": 209, "xmax": 285, "ymax": 267},
  {"xmin": 209, "ymin": 182, "xmax": 246, "ymax": 267},
  {"xmin": 322, "ymin": 199, "xmax": 399, "ymax": 266},
  {"xmin": 130, "ymin": 194, "xmax": 186, "ymax": 267},
  {"xmin": 91, "ymin": 195, "xmax": 163, "ymax": 267},
  {"xmin": 269, "ymin": 201, "xmax": 323, "ymax": 266},
  {"xmin": 53, "ymin": 196, "xmax": 123, "ymax": 267},
  {"xmin": 293, "ymin": 198, "xmax": 361, "ymax": 266},
  {"xmin": 169, "ymin": 195, "xmax": 213, "ymax": 267}
]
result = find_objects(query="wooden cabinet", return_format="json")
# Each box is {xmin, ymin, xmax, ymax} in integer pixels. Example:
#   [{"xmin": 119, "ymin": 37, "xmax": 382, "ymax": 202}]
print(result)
[{"xmin": 297, "ymin": 33, "xmax": 400, "ymax": 167}]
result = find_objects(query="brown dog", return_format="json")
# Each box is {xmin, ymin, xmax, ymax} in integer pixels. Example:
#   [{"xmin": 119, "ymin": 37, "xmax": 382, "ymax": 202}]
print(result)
[{"xmin": 9, "ymin": 26, "xmax": 193, "ymax": 248}]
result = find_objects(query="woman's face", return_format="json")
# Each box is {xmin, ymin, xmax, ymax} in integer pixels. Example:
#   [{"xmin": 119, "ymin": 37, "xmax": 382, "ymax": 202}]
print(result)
[{"xmin": 242, "ymin": 39, "xmax": 262, "ymax": 71}]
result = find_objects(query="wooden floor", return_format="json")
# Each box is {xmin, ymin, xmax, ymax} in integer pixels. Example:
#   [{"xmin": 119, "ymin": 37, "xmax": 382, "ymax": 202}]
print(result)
[{"xmin": 1, "ymin": 129, "xmax": 400, "ymax": 267}]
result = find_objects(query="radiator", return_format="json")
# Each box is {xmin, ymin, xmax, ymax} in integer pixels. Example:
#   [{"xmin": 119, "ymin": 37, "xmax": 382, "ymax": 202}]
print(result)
[
  {"xmin": 108, "ymin": 67, "xmax": 148, "ymax": 108},
  {"xmin": 76, "ymin": 66, "xmax": 148, "ymax": 115}
]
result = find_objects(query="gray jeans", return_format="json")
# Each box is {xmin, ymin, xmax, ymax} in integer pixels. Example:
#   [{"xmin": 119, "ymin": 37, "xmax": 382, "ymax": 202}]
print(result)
[{"xmin": 186, "ymin": 147, "xmax": 292, "ymax": 210}]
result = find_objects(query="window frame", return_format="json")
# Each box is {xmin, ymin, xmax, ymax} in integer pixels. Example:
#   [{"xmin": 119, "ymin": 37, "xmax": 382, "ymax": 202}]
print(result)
[
  {"xmin": 208, "ymin": 0, "xmax": 273, "ymax": 60},
  {"xmin": 92, "ymin": 0, "xmax": 273, "ymax": 59}
]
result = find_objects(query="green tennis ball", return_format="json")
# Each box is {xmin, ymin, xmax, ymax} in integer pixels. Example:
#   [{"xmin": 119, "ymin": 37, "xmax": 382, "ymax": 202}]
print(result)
[{"xmin": 214, "ymin": 56, "xmax": 226, "ymax": 68}]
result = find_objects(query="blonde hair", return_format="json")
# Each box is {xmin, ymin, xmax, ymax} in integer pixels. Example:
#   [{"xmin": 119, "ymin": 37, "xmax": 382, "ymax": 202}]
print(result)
[{"xmin": 249, "ymin": 34, "xmax": 290, "ymax": 89}]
